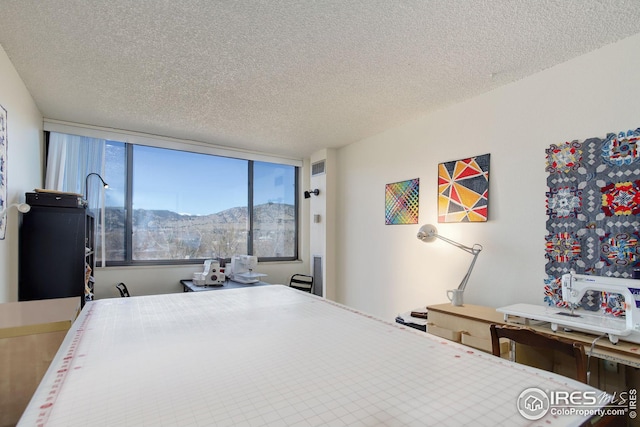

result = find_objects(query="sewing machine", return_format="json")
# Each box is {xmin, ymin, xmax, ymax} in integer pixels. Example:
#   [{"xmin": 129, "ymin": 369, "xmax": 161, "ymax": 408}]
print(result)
[
  {"xmin": 228, "ymin": 255, "xmax": 266, "ymax": 284},
  {"xmin": 498, "ymin": 273, "xmax": 640, "ymax": 344},
  {"xmin": 192, "ymin": 259, "xmax": 226, "ymax": 286}
]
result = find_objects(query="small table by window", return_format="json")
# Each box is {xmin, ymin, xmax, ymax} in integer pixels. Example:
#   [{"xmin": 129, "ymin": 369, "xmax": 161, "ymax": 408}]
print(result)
[{"xmin": 180, "ymin": 279, "xmax": 271, "ymax": 292}]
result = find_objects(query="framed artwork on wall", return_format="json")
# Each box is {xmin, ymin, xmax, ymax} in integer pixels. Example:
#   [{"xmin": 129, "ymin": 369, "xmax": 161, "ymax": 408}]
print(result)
[
  {"xmin": 385, "ymin": 178, "xmax": 419, "ymax": 225},
  {"xmin": 438, "ymin": 153, "xmax": 490, "ymax": 223},
  {"xmin": 544, "ymin": 127, "xmax": 640, "ymax": 308},
  {"xmin": 0, "ymin": 104, "xmax": 6, "ymax": 239}
]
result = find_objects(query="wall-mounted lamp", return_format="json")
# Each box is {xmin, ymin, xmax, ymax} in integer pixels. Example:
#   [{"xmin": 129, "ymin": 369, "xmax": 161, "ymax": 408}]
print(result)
[
  {"xmin": 416, "ymin": 224, "xmax": 483, "ymax": 306},
  {"xmin": 304, "ymin": 189, "xmax": 320, "ymax": 199},
  {"xmin": 0, "ymin": 203, "xmax": 31, "ymax": 217},
  {"xmin": 85, "ymin": 173, "xmax": 109, "ymax": 201},
  {"xmin": 0, "ymin": 203, "xmax": 31, "ymax": 237}
]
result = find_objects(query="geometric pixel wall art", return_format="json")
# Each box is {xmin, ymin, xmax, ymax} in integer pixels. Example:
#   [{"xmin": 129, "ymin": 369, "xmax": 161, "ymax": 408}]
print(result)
[
  {"xmin": 385, "ymin": 178, "xmax": 419, "ymax": 225},
  {"xmin": 438, "ymin": 154, "xmax": 489, "ymax": 223},
  {"xmin": 544, "ymin": 127, "xmax": 640, "ymax": 310}
]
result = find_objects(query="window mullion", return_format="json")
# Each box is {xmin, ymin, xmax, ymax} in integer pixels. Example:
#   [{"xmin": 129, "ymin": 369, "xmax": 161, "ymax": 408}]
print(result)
[
  {"xmin": 247, "ymin": 160, "xmax": 254, "ymax": 256},
  {"xmin": 125, "ymin": 143, "xmax": 134, "ymax": 263}
]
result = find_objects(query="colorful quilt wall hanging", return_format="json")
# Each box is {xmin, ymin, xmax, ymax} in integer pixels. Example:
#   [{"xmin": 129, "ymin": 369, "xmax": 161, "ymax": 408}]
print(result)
[
  {"xmin": 385, "ymin": 178, "xmax": 419, "ymax": 225},
  {"xmin": 438, "ymin": 153, "xmax": 489, "ymax": 223},
  {"xmin": 544, "ymin": 127, "xmax": 640, "ymax": 316}
]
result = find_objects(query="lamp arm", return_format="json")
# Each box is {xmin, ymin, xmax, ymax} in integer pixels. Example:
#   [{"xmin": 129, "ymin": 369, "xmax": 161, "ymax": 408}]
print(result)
[
  {"xmin": 85, "ymin": 173, "xmax": 109, "ymax": 200},
  {"xmin": 457, "ymin": 249, "xmax": 481, "ymax": 291},
  {"xmin": 434, "ymin": 235, "xmax": 483, "ymax": 291},
  {"xmin": 434, "ymin": 234, "xmax": 482, "ymax": 255},
  {"xmin": 416, "ymin": 224, "xmax": 483, "ymax": 293}
]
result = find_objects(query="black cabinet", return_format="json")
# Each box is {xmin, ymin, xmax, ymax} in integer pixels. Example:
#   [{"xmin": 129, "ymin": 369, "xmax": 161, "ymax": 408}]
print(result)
[{"xmin": 19, "ymin": 204, "xmax": 94, "ymax": 306}]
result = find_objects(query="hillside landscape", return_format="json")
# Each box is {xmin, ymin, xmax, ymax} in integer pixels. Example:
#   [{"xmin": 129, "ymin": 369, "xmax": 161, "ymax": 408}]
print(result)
[{"xmin": 99, "ymin": 202, "xmax": 295, "ymax": 261}]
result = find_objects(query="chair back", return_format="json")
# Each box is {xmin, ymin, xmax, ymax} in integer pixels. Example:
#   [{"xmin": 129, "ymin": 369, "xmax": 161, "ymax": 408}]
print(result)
[
  {"xmin": 116, "ymin": 282, "xmax": 131, "ymax": 297},
  {"xmin": 489, "ymin": 324, "xmax": 587, "ymax": 383},
  {"xmin": 289, "ymin": 274, "xmax": 314, "ymax": 293}
]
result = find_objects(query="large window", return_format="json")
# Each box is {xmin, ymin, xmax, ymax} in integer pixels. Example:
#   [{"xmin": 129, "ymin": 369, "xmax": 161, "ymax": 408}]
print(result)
[{"xmin": 48, "ymin": 135, "xmax": 298, "ymax": 265}]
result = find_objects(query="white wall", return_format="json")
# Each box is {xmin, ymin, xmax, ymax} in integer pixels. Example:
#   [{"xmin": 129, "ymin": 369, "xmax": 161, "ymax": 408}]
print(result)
[
  {"xmin": 334, "ymin": 33, "xmax": 640, "ymax": 321},
  {"xmin": 309, "ymin": 148, "xmax": 337, "ymax": 299},
  {"xmin": 0, "ymin": 45, "xmax": 43, "ymax": 302}
]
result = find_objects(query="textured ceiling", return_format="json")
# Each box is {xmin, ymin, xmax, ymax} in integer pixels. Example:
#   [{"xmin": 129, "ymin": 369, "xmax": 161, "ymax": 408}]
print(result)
[{"xmin": 0, "ymin": 1, "xmax": 639, "ymax": 159}]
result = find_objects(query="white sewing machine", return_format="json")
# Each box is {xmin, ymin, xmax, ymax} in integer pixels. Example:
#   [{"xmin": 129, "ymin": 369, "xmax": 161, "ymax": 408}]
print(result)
[
  {"xmin": 192, "ymin": 259, "xmax": 226, "ymax": 286},
  {"xmin": 498, "ymin": 273, "xmax": 640, "ymax": 344},
  {"xmin": 228, "ymin": 255, "xmax": 266, "ymax": 284}
]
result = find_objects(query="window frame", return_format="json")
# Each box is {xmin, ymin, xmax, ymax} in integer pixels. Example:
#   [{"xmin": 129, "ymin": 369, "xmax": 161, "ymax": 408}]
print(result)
[
  {"xmin": 43, "ymin": 125, "xmax": 302, "ymax": 267},
  {"xmin": 107, "ymin": 142, "xmax": 299, "ymax": 266}
]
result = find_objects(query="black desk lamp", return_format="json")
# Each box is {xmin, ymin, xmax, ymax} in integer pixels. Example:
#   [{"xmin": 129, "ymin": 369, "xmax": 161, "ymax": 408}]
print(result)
[{"xmin": 85, "ymin": 173, "xmax": 109, "ymax": 201}]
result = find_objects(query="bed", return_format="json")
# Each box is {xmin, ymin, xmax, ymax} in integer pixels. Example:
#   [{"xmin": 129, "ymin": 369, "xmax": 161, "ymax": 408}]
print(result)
[{"xmin": 18, "ymin": 285, "xmax": 607, "ymax": 426}]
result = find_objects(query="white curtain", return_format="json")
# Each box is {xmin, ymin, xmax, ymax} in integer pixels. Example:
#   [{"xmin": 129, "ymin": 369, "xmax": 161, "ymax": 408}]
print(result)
[
  {"xmin": 45, "ymin": 132, "xmax": 107, "ymax": 266},
  {"xmin": 45, "ymin": 132, "xmax": 106, "ymax": 209}
]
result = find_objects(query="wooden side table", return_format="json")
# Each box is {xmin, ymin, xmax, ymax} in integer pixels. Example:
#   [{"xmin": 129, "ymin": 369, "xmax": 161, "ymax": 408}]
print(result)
[
  {"xmin": 0, "ymin": 297, "xmax": 80, "ymax": 427},
  {"xmin": 426, "ymin": 303, "xmax": 507, "ymax": 353}
]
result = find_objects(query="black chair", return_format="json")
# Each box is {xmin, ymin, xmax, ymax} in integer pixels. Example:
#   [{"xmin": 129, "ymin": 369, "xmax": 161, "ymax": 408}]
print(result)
[
  {"xmin": 116, "ymin": 282, "xmax": 130, "ymax": 297},
  {"xmin": 289, "ymin": 274, "xmax": 314, "ymax": 293}
]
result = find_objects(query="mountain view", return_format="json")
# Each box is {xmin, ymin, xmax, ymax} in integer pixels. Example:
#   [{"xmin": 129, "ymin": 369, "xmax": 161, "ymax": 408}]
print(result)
[{"xmin": 99, "ymin": 202, "xmax": 296, "ymax": 261}]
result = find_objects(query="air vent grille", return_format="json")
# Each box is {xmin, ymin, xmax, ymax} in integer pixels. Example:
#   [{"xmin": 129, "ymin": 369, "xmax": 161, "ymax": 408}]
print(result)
[
  {"xmin": 311, "ymin": 160, "xmax": 325, "ymax": 176},
  {"xmin": 313, "ymin": 256, "xmax": 323, "ymax": 297}
]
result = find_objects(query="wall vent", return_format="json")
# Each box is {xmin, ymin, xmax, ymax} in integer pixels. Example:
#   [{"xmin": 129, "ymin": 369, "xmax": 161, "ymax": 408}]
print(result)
[
  {"xmin": 312, "ymin": 255, "xmax": 323, "ymax": 297},
  {"xmin": 311, "ymin": 160, "xmax": 326, "ymax": 176}
]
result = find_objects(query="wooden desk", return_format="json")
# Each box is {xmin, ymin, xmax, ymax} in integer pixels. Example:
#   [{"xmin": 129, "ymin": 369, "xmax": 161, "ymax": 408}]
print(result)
[
  {"xmin": 427, "ymin": 303, "xmax": 506, "ymax": 353},
  {"xmin": 180, "ymin": 279, "xmax": 270, "ymax": 292},
  {"xmin": 427, "ymin": 303, "xmax": 640, "ymax": 405},
  {"xmin": 0, "ymin": 297, "xmax": 80, "ymax": 427}
]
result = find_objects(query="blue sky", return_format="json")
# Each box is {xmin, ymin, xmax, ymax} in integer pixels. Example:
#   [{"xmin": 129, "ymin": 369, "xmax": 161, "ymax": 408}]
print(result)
[{"xmin": 104, "ymin": 142, "xmax": 295, "ymax": 215}]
